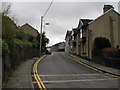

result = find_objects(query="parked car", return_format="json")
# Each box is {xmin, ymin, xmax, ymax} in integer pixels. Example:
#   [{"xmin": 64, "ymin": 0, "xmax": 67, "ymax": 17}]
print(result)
[{"xmin": 45, "ymin": 50, "xmax": 51, "ymax": 55}]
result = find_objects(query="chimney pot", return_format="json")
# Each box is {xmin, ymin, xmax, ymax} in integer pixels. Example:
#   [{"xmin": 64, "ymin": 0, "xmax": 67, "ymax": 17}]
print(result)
[{"xmin": 103, "ymin": 5, "xmax": 114, "ymax": 13}]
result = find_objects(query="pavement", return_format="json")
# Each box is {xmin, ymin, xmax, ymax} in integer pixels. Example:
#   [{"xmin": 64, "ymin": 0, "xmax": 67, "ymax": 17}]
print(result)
[
  {"xmin": 66, "ymin": 52, "xmax": 120, "ymax": 76},
  {"xmin": 3, "ymin": 58, "xmax": 37, "ymax": 89}
]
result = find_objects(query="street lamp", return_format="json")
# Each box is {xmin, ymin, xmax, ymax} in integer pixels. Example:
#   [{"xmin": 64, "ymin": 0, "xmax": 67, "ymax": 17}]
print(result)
[{"xmin": 45, "ymin": 23, "xmax": 49, "ymax": 25}]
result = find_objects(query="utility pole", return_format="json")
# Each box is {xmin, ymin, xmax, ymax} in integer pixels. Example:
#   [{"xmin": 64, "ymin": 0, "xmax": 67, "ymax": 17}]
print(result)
[
  {"xmin": 40, "ymin": 16, "xmax": 43, "ymax": 56},
  {"xmin": 39, "ymin": 0, "xmax": 53, "ymax": 56}
]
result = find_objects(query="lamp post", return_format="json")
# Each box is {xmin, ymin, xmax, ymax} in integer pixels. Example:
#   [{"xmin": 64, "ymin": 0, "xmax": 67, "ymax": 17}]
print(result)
[
  {"xmin": 40, "ymin": 16, "xmax": 43, "ymax": 56},
  {"xmin": 39, "ymin": 16, "xmax": 49, "ymax": 56}
]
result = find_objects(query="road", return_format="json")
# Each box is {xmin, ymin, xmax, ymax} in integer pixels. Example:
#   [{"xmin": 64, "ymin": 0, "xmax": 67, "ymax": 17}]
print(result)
[{"xmin": 37, "ymin": 52, "xmax": 118, "ymax": 88}]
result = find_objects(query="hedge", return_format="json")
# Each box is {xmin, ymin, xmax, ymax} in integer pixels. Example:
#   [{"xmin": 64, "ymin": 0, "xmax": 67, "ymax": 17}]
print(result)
[
  {"xmin": 1, "ymin": 40, "xmax": 9, "ymax": 56},
  {"xmin": 94, "ymin": 37, "xmax": 111, "ymax": 49},
  {"xmin": 13, "ymin": 38, "xmax": 32, "ymax": 48}
]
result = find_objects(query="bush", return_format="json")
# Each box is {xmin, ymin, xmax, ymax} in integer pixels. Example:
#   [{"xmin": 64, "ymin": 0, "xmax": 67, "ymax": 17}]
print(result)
[
  {"xmin": 13, "ymin": 38, "xmax": 32, "ymax": 48},
  {"xmin": 94, "ymin": 37, "xmax": 111, "ymax": 49},
  {"xmin": 16, "ymin": 31, "xmax": 39, "ymax": 48},
  {"xmin": 1, "ymin": 40, "xmax": 9, "ymax": 56},
  {"xmin": 32, "ymin": 38, "xmax": 39, "ymax": 48},
  {"xmin": 15, "ymin": 31, "xmax": 28, "ymax": 40}
]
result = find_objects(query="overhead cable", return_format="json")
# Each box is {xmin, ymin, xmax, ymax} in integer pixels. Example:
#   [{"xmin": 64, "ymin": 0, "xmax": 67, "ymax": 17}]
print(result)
[{"xmin": 43, "ymin": 0, "xmax": 54, "ymax": 17}]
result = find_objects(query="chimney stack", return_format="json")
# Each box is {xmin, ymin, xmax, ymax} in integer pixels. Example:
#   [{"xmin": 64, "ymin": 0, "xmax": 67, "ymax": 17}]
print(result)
[{"xmin": 103, "ymin": 5, "xmax": 114, "ymax": 13}]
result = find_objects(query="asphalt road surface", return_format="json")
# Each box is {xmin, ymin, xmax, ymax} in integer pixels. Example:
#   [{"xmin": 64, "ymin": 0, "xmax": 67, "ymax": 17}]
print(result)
[{"xmin": 38, "ymin": 52, "xmax": 119, "ymax": 88}]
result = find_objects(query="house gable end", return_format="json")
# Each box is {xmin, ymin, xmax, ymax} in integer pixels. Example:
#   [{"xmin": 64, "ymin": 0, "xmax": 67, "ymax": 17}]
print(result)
[
  {"xmin": 89, "ymin": 9, "xmax": 120, "ymax": 25},
  {"xmin": 19, "ymin": 23, "xmax": 39, "ymax": 36}
]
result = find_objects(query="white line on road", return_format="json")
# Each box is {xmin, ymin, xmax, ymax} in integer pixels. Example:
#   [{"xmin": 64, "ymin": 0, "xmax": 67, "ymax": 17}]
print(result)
[
  {"xmin": 41, "ymin": 78, "xmax": 117, "ymax": 83},
  {"xmin": 37, "ymin": 74, "xmax": 102, "ymax": 77}
]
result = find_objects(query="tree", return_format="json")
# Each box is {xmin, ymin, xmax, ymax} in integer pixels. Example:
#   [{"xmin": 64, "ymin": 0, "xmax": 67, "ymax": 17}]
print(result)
[
  {"xmin": 36, "ymin": 32, "xmax": 49, "ymax": 52},
  {"xmin": 2, "ymin": 15, "xmax": 17, "ymax": 42},
  {"xmin": 42, "ymin": 32, "xmax": 49, "ymax": 45},
  {"xmin": 42, "ymin": 32, "xmax": 49, "ymax": 52},
  {"xmin": 2, "ymin": 3, "xmax": 18, "ymax": 42},
  {"xmin": 2, "ymin": 3, "xmax": 11, "ymax": 16},
  {"xmin": 94, "ymin": 37, "xmax": 111, "ymax": 49},
  {"xmin": 2, "ymin": 3, "xmax": 18, "ymax": 25}
]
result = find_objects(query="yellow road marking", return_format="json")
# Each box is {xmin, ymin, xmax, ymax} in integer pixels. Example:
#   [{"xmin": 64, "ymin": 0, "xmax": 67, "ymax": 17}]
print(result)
[
  {"xmin": 33, "ymin": 55, "xmax": 47, "ymax": 90},
  {"xmin": 65, "ymin": 53, "xmax": 120, "ymax": 78},
  {"xmin": 37, "ymin": 74, "xmax": 46, "ymax": 89},
  {"xmin": 34, "ymin": 74, "xmax": 42, "ymax": 89}
]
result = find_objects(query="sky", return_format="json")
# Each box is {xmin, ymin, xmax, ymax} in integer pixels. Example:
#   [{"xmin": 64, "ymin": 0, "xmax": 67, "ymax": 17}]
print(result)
[{"xmin": 2, "ymin": 1, "xmax": 119, "ymax": 46}]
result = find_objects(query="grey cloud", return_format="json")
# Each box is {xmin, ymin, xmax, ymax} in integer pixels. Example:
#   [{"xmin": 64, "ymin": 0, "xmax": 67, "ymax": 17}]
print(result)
[
  {"xmin": 45, "ymin": 2, "xmax": 104, "ymax": 19},
  {"xmin": 10, "ymin": 2, "xmax": 118, "ymax": 46}
]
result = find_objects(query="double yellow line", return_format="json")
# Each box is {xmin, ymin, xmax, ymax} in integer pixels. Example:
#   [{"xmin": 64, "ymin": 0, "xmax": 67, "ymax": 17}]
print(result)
[
  {"xmin": 33, "ymin": 55, "xmax": 47, "ymax": 90},
  {"xmin": 65, "ymin": 53, "xmax": 120, "ymax": 78}
]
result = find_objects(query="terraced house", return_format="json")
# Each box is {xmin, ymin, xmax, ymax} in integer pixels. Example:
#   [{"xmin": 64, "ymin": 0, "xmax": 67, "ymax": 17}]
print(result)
[
  {"xmin": 65, "ymin": 19, "xmax": 92, "ymax": 57},
  {"xmin": 88, "ymin": 5, "xmax": 120, "ymax": 59},
  {"xmin": 72, "ymin": 27, "xmax": 80, "ymax": 55},
  {"xmin": 65, "ymin": 31, "xmax": 72, "ymax": 53},
  {"xmin": 65, "ymin": 5, "xmax": 120, "ymax": 60},
  {"xmin": 78, "ymin": 19, "xmax": 93, "ymax": 58}
]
